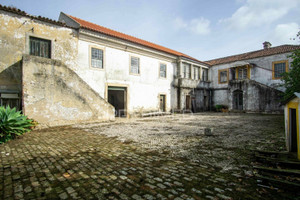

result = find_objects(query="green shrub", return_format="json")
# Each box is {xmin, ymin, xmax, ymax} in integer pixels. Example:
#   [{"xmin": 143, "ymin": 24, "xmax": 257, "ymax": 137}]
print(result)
[
  {"xmin": 0, "ymin": 106, "xmax": 33, "ymax": 144},
  {"xmin": 215, "ymin": 105, "xmax": 228, "ymax": 112}
]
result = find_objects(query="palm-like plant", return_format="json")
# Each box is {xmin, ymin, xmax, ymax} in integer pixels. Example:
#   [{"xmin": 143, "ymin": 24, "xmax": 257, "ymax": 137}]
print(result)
[{"xmin": 0, "ymin": 106, "xmax": 33, "ymax": 143}]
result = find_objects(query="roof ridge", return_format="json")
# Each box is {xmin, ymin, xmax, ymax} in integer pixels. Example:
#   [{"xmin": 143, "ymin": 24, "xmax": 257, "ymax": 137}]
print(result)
[
  {"xmin": 0, "ymin": 4, "xmax": 66, "ymax": 27},
  {"xmin": 67, "ymin": 14, "xmax": 185, "ymax": 54},
  {"xmin": 66, "ymin": 14, "xmax": 209, "ymax": 65},
  {"xmin": 207, "ymin": 44, "xmax": 300, "ymax": 62}
]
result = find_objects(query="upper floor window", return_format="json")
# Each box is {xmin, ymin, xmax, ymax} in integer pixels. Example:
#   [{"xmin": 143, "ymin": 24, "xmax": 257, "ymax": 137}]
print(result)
[
  {"xmin": 130, "ymin": 56, "xmax": 140, "ymax": 74},
  {"xmin": 91, "ymin": 47, "xmax": 103, "ymax": 69},
  {"xmin": 159, "ymin": 63, "xmax": 167, "ymax": 78},
  {"xmin": 272, "ymin": 60, "xmax": 288, "ymax": 79},
  {"xmin": 29, "ymin": 36, "xmax": 51, "ymax": 58},
  {"xmin": 218, "ymin": 69, "xmax": 228, "ymax": 84},
  {"xmin": 183, "ymin": 63, "xmax": 191, "ymax": 79},
  {"xmin": 193, "ymin": 66, "xmax": 200, "ymax": 80},
  {"xmin": 202, "ymin": 68, "xmax": 208, "ymax": 81},
  {"xmin": 238, "ymin": 67, "xmax": 248, "ymax": 80}
]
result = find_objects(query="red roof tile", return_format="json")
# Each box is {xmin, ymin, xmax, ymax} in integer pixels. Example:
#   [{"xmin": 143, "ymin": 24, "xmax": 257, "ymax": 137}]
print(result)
[
  {"xmin": 67, "ymin": 15, "xmax": 209, "ymax": 66},
  {"xmin": 0, "ymin": 4, "xmax": 67, "ymax": 27},
  {"xmin": 206, "ymin": 45, "xmax": 300, "ymax": 65}
]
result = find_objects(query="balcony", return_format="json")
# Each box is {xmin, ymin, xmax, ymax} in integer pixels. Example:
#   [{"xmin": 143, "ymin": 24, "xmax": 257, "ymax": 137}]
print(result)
[{"xmin": 173, "ymin": 78, "xmax": 210, "ymax": 89}]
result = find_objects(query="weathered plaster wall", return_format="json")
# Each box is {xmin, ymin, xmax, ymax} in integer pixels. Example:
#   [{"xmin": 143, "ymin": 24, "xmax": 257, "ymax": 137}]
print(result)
[
  {"xmin": 210, "ymin": 53, "xmax": 291, "ymax": 112},
  {"xmin": 75, "ymin": 36, "xmax": 176, "ymax": 115},
  {"xmin": 0, "ymin": 10, "xmax": 77, "ymax": 92},
  {"xmin": 213, "ymin": 89, "xmax": 229, "ymax": 106},
  {"xmin": 22, "ymin": 55, "xmax": 115, "ymax": 126},
  {"xmin": 210, "ymin": 53, "xmax": 293, "ymax": 90},
  {"xmin": 228, "ymin": 80, "xmax": 282, "ymax": 112}
]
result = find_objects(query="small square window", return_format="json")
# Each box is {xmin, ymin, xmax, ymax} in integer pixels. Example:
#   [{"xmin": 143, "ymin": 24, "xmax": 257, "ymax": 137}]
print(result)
[
  {"xmin": 273, "ymin": 61, "xmax": 287, "ymax": 79},
  {"xmin": 130, "ymin": 56, "xmax": 140, "ymax": 74},
  {"xmin": 160, "ymin": 63, "xmax": 167, "ymax": 78},
  {"xmin": 29, "ymin": 36, "xmax": 51, "ymax": 58},
  {"xmin": 91, "ymin": 48, "xmax": 103, "ymax": 69}
]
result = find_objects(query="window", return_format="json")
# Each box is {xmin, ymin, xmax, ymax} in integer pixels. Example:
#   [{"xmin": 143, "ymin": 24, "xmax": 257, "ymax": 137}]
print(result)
[
  {"xmin": 29, "ymin": 36, "xmax": 51, "ymax": 58},
  {"xmin": 193, "ymin": 67, "xmax": 199, "ymax": 80},
  {"xmin": 160, "ymin": 63, "xmax": 167, "ymax": 78},
  {"xmin": 218, "ymin": 69, "xmax": 228, "ymax": 84},
  {"xmin": 183, "ymin": 63, "xmax": 191, "ymax": 78},
  {"xmin": 238, "ymin": 67, "xmax": 248, "ymax": 80},
  {"xmin": 0, "ymin": 93, "xmax": 20, "ymax": 111},
  {"xmin": 273, "ymin": 60, "xmax": 288, "ymax": 79},
  {"xmin": 202, "ymin": 68, "xmax": 208, "ymax": 81},
  {"xmin": 91, "ymin": 47, "xmax": 103, "ymax": 69},
  {"xmin": 130, "ymin": 56, "xmax": 140, "ymax": 74}
]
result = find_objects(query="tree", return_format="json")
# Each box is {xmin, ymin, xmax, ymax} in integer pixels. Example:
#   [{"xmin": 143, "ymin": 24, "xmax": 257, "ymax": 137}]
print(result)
[{"xmin": 281, "ymin": 31, "xmax": 300, "ymax": 100}]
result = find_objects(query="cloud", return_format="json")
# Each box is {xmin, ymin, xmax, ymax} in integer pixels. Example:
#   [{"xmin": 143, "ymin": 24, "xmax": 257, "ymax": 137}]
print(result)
[
  {"xmin": 219, "ymin": 0, "xmax": 299, "ymax": 30},
  {"xmin": 272, "ymin": 23, "xmax": 300, "ymax": 44},
  {"xmin": 174, "ymin": 17, "xmax": 211, "ymax": 35}
]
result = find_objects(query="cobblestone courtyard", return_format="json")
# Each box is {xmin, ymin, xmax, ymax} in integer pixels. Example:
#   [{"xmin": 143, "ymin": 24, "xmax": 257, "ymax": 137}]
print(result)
[{"xmin": 0, "ymin": 113, "xmax": 297, "ymax": 200}]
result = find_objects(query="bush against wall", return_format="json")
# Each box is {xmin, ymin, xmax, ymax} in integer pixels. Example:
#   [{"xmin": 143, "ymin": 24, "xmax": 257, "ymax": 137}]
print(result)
[{"xmin": 0, "ymin": 106, "xmax": 35, "ymax": 144}]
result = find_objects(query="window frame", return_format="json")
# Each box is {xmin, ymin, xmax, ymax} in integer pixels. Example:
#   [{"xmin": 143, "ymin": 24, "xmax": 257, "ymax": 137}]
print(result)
[
  {"xmin": 272, "ymin": 60, "xmax": 288, "ymax": 80},
  {"xmin": 159, "ymin": 62, "xmax": 167, "ymax": 79},
  {"xmin": 218, "ymin": 69, "xmax": 228, "ymax": 84},
  {"xmin": 183, "ymin": 63, "xmax": 191, "ymax": 79},
  {"xmin": 237, "ymin": 67, "xmax": 248, "ymax": 80},
  {"xmin": 89, "ymin": 46, "xmax": 105, "ymax": 70},
  {"xmin": 26, "ymin": 34, "xmax": 53, "ymax": 59},
  {"xmin": 193, "ymin": 66, "xmax": 200, "ymax": 80},
  {"xmin": 202, "ymin": 68, "xmax": 209, "ymax": 81},
  {"xmin": 129, "ymin": 56, "xmax": 140, "ymax": 75}
]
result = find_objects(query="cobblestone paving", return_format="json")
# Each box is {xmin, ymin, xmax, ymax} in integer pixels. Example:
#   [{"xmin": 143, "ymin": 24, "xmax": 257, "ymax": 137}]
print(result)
[{"xmin": 0, "ymin": 113, "xmax": 297, "ymax": 199}]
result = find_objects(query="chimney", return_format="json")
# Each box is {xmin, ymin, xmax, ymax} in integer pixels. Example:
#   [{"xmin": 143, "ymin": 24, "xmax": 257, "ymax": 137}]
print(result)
[{"xmin": 263, "ymin": 41, "xmax": 271, "ymax": 49}]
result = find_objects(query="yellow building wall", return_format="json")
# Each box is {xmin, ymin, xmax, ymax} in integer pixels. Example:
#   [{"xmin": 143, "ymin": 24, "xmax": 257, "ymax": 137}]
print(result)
[{"xmin": 286, "ymin": 98, "xmax": 300, "ymax": 160}]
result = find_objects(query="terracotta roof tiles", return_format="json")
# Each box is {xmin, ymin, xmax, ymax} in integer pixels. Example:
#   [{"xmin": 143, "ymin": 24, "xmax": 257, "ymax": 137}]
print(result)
[
  {"xmin": 67, "ymin": 15, "xmax": 209, "ymax": 65},
  {"xmin": 206, "ymin": 45, "xmax": 300, "ymax": 65},
  {"xmin": 0, "ymin": 4, "xmax": 67, "ymax": 27}
]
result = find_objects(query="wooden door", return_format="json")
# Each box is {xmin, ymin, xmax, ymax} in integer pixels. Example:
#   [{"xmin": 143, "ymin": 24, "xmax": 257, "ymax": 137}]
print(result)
[{"xmin": 159, "ymin": 95, "xmax": 166, "ymax": 112}]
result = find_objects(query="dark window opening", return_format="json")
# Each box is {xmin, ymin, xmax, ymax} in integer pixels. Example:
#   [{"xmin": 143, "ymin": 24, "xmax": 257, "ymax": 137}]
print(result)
[
  {"xmin": 0, "ymin": 93, "xmax": 20, "ymax": 111},
  {"xmin": 30, "ymin": 36, "xmax": 51, "ymax": 58}
]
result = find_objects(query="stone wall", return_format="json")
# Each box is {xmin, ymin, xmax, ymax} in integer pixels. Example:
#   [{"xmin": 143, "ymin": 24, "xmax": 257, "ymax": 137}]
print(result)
[
  {"xmin": 228, "ymin": 79, "xmax": 283, "ymax": 113},
  {"xmin": 22, "ymin": 55, "xmax": 115, "ymax": 126},
  {"xmin": 0, "ymin": 10, "xmax": 78, "ymax": 92}
]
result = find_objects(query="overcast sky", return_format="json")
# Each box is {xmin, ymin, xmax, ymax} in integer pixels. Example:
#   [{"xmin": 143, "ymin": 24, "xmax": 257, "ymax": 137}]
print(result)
[{"xmin": 2, "ymin": 0, "xmax": 300, "ymax": 61}]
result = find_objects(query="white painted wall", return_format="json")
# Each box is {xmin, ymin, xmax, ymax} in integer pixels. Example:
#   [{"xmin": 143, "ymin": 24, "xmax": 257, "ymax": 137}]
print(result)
[{"xmin": 74, "ymin": 38, "xmax": 176, "ymax": 115}]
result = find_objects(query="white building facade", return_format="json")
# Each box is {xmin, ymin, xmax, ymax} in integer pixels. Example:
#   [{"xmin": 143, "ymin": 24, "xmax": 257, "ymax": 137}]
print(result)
[{"xmin": 59, "ymin": 13, "xmax": 210, "ymax": 117}]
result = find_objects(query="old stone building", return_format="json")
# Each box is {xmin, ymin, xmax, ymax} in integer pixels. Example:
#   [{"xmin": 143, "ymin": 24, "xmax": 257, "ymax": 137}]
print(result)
[
  {"xmin": 58, "ymin": 13, "xmax": 210, "ymax": 116},
  {"xmin": 207, "ymin": 43, "xmax": 300, "ymax": 113},
  {"xmin": 1, "ymin": 4, "xmax": 300, "ymax": 126},
  {"xmin": 0, "ymin": 5, "xmax": 114, "ymax": 126}
]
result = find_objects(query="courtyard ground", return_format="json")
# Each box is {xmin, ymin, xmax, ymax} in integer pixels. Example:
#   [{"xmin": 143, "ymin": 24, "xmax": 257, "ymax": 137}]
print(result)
[{"xmin": 0, "ymin": 113, "xmax": 298, "ymax": 199}]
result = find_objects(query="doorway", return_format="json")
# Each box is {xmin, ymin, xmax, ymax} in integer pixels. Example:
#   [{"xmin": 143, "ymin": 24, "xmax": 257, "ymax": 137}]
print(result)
[
  {"xmin": 159, "ymin": 94, "xmax": 166, "ymax": 112},
  {"xmin": 289, "ymin": 108, "xmax": 298, "ymax": 152},
  {"xmin": 233, "ymin": 90, "xmax": 243, "ymax": 110},
  {"xmin": 186, "ymin": 95, "xmax": 191, "ymax": 110},
  {"xmin": 107, "ymin": 86, "xmax": 127, "ymax": 117}
]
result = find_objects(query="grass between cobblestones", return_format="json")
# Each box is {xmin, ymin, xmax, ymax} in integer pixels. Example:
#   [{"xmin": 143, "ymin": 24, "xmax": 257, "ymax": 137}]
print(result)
[{"xmin": 0, "ymin": 113, "xmax": 298, "ymax": 200}]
